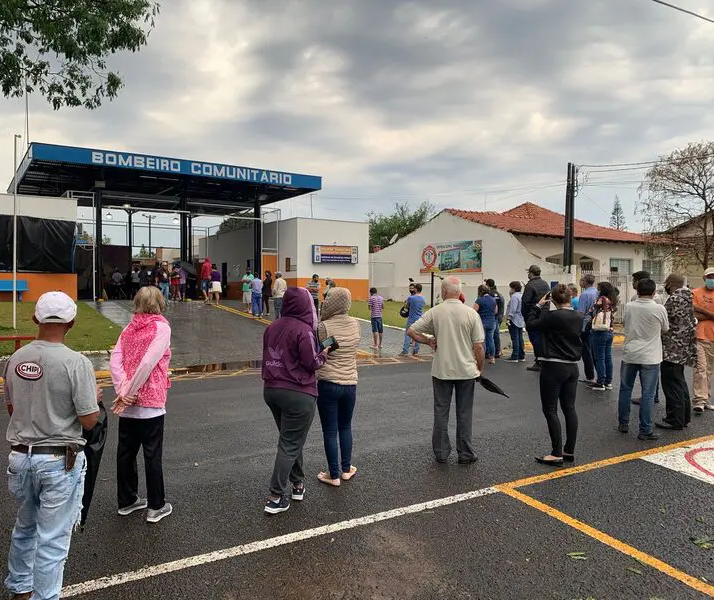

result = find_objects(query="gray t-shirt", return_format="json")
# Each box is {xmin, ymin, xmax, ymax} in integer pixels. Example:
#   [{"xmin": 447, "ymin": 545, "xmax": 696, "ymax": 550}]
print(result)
[{"xmin": 3, "ymin": 341, "xmax": 98, "ymax": 446}]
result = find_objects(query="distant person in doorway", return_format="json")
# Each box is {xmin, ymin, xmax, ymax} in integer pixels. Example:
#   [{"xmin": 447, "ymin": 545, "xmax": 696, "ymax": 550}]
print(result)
[
  {"xmin": 110, "ymin": 286, "xmax": 173, "ymax": 524},
  {"xmin": 251, "ymin": 271, "xmax": 264, "ymax": 317},
  {"xmin": 111, "ymin": 268, "xmax": 124, "ymax": 299},
  {"xmin": 521, "ymin": 264, "xmax": 551, "ymax": 372},
  {"xmin": 261, "ymin": 287, "xmax": 328, "ymax": 515},
  {"xmin": 617, "ymin": 279, "xmax": 669, "ymax": 441},
  {"xmin": 577, "ymin": 274, "xmax": 598, "ymax": 385},
  {"xmin": 156, "ymin": 262, "xmax": 170, "ymax": 301},
  {"xmin": 131, "ymin": 266, "xmax": 141, "ymax": 298},
  {"xmin": 401, "ymin": 283, "xmax": 426, "ymax": 356},
  {"xmin": 657, "ymin": 273, "xmax": 696, "ymax": 430},
  {"xmin": 408, "ymin": 276, "xmax": 485, "ymax": 464},
  {"xmin": 527, "ymin": 284, "xmax": 583, "ymax": 466},
  {"xmin": 170, "ymin": 264, "xmax": 181, "ymax": 302},
  {"xmin": 210, "ymin": 265, "xmax": 222, "ymax": 306},
  {"xmin": 242, "ymin": 270, "xmax": 254, "ymax": 312},
  {"xmin": 474, "ymin": 284, "xmax": 498, "ymax": 364},
  {"xmin": 200, "ymin": 257, "xmax": 212, "ymax": 304},
  {"xmin": 368, "ymin": 287, "xmax": 385, "ymax": 349},
  {"xmin": 316, "ymin": 288, "xmax": 361, "ymax": 487},
  {"xmin": 178, "ymin": 264, "xmax": 187, "ymax": 301},
  {"xmin": 692, "ymin": 267, "xmax": 714, "ymax": 415},
  {"xmin": 505, "ymin": 281, "xmax": 526, "ymax": 362},
  {"xmin": 307, "ymin": 274, "xmax": 321, "ymax": 313},
  {"xmin": 139, "ymin": 265, "xmax": 151, "ymax": 288},
  {"xmin": 485, "ymin": 279, "xmax": 505, "ymax": 359},
  {"xmin": 587, "ymin": 282, "xmax": 618, "ymax": 391},
  {"xmin": 263, "ymin": 271, "xmax": 273, "ymax": 316},
  {"xmin": 273, "ymin": 272, "xmax": 287, "ymax": 319}
]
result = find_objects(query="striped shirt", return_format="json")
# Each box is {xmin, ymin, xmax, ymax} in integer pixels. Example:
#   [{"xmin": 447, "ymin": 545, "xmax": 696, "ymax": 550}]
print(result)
[{"xmin": 368, "ymin": 294, "xmax": 384, "ymax": 318}]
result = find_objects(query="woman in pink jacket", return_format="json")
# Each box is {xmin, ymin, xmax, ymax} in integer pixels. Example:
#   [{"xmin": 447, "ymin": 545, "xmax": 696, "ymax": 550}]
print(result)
[{"xmin": 110, "ymin": 286, "xmax": 173, "ymax": 523}]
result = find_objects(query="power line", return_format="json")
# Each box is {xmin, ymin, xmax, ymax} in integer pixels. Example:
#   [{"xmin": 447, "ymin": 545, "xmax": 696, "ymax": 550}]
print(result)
[{"xmin": 650, "ymin": 0, "xmax": 714, "ymax": 25}]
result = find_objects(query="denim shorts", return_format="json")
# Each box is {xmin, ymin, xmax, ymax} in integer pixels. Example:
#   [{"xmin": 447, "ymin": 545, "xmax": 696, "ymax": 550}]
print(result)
[{"xmin": 371, "ymin": 317, "xmax": 383, "ymax": 333}]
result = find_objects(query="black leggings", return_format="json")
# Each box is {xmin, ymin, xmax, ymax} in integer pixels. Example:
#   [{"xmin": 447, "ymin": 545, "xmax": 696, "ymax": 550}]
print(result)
[{"xmin": 539, "ymin": 361, "xmax": 579, "ymax": 456}]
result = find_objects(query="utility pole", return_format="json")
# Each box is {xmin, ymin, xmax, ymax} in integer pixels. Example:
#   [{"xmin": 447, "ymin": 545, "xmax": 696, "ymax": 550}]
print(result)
[{"xmin": 562, "ymin": 162, "xmax": 576, "ymax": 274}]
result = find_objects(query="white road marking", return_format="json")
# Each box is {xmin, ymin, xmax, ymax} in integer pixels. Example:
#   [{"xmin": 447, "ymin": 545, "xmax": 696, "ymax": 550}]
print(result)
[
  {"xmin": 62, "ymin": 486, "xmax": 499, "ymax": 597},
  {"xmin": 641, "ymin": 440, "xmax": 714, "ymax": 485}
]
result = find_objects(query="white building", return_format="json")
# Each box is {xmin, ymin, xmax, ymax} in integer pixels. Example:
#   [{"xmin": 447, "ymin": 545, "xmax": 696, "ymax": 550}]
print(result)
[
  {"xmin": 199, "ymin": 217, "xmax": 370, "ymax": 300},
  {"xmin": 370, "ymin": 202, "xmax": 661, "ymax": 303}
]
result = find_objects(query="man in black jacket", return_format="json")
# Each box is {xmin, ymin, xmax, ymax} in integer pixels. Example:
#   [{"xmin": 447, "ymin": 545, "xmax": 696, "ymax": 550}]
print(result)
[
  {"xmin": 521, "ymin": 264, "xmax": 551, "ymax": 371},
  {"xmin": 485, "ymin": 278, "xmax": 505, "ymax": 358}
]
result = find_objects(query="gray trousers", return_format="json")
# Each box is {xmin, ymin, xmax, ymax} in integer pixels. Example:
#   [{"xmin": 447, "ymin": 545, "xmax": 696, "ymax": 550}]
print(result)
[
  {"xmin": 264, "ymin": 388, "xmax": 316, "ymax": 497},
  {"xmin": 432, "ymin": 377, "xmax": 476, "ymax": 461}
]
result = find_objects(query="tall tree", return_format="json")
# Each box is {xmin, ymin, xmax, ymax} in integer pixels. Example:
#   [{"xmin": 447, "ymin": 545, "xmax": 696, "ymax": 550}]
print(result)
[
  {"xmin": 1, "ymin": 0, "xmax": 160, "ymax": 110},
  {"xmin": 218, "ymin": 212, "xmax": 253, "ymax": 234},
  {"xmin": 609, "ymin": 195, "xmax": 627, "ymax": 230},
  {"xmin": 136, "ymin": 243, "xmax": 152, "ymax": 258},
  {"xmin": 368, "ymin": 201, "xmax": 436, "ymax": 251},
  {"xmin": 639, "ymin": 141, "xmax": 714, "ymax": 269}
]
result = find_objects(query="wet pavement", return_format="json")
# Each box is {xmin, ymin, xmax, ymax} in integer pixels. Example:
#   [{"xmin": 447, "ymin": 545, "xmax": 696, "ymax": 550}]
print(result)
[{"xmin": 1, "ymin": 350, "xmax": 712, "ymax": 598}]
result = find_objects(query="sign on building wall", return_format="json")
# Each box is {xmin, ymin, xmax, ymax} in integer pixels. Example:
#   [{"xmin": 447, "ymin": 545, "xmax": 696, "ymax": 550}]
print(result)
[
  {"xmin": 312, "ymin": 245, "xmax": 359, "ymax": 264},
  {"xmin": 420, "ymin": 240, "xmax": 482, "ymax": 273}
]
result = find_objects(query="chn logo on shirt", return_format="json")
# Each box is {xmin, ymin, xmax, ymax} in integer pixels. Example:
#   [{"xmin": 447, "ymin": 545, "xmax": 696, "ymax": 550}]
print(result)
[{"xmin": 15, "ymin": 362, "xmax": 43, "ymax": 381}]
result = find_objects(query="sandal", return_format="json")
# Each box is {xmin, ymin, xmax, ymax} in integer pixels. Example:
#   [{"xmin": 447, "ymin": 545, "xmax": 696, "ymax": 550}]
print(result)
[
  {"xmin": 341, "ymin": 466, "xmax": 358, "ymax": 481},
  {"xmin": 317, "ymin": 471, "xmax": 340, "ymax": 487}
]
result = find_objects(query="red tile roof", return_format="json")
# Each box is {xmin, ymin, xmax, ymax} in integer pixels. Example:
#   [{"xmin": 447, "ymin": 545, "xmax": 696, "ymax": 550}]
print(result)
[{"xmin": 446, "ymin": 202, "xmax": 646, "ymax": 243}]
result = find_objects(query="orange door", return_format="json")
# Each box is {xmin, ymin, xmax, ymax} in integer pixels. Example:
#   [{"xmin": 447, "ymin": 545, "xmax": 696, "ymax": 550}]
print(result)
[{"xmin": 262, "ymin": 253, "xmax": 278, "ymax": 277}]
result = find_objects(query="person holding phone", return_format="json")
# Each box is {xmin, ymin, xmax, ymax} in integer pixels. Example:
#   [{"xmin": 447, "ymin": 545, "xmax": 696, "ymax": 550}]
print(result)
[
  {"xmin": 315, "ymin": 287, "xmax": 361, "ymax": 486},
  {"xmin": 262, "ymin": 287, "xmax": 329, "ymax": 514}
]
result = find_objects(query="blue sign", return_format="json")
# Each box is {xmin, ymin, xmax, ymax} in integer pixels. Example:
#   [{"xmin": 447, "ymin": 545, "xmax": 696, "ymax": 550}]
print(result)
[
  {"xmin": 312, "ymin": 245, "xmax": 358, "ymax": 264},
  {"xmin": 27, "ymin": 143, "xmax": 322, "ymax": 190}
]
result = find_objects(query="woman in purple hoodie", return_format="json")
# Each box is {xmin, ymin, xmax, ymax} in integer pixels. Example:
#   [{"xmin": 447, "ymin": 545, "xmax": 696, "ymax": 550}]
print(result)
[{"xmin": 262, "ymin": 287, "xmax": 329, "ymax": 514}]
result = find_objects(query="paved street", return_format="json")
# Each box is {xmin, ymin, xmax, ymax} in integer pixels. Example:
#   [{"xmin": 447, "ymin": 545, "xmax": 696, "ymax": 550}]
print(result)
[{"xmin": 1, "ymin": 353, "xmax": 713, "ymax": 599}]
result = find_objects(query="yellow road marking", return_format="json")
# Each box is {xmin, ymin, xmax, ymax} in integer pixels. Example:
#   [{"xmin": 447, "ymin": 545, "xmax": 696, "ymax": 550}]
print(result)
[
  {"xmin": 498, "ymin": 485, "xmax": 714, "ymax": 598},
  {"xmin": 507, "ymin": 434, "xmax": 714, "ymax": 489}
]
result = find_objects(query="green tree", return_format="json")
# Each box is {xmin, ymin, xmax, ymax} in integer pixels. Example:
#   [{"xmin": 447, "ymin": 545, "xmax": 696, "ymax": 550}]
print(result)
[
  {"xmin": 609, "ymin": 195, "xmax": 627, "ymax": 230},
  {"xmin": 0, "ymin": 0, "xmax": 160, "ymax": 110},
  {"xmin": 368, "ymin": 201, "xmax": 436, "ymax": 251},
  {"xmin": 218, "ymin": 213, "xmax": 253, "ymax": 234},
  {"xmin": 136, "ymin": 243, "xmax": 152, "ymax": 258}
]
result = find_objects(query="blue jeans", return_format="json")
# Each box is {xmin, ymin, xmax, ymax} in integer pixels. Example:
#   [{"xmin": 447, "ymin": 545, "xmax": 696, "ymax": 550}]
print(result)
[
  {"xmin": 159, "ymin": 281, "xmax": 169, "ymax": 300},
  {"xmin": 274, "ymin": 297, "xmax": 283, "ymax": 319},
  {"xmin": 591, "ymin": 330, "xmax": 614, "ymax": 385},
  {"xmin": 482, "ymin": 317, "xmax": 496, "ymax": 358},
  {"xmin": 403, "ymin": 318, "xmax": 420, "ymax": 353},
  {"xmin": 251, "ymin": 292, "xmax": 262, "ymax": 316},
  {"xmin": 6, "ymin": 451, "xmax": 86, "ymax": 600},
  {"xmin": 317, "ymin": 381, "xmax": 357, "ymax": 479},
  {"xmin": 508, "ymin": 323, "xmax": 525, "ymax": 360},
  {"xmin": 618, "ymin": 362, "xmax": 660, "ymax": 435}
]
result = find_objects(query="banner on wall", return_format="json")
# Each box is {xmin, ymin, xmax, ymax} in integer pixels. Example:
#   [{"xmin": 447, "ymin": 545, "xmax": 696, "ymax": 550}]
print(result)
[
  {"xmin": 420, "ymin": 240, "xmax": 482, "ymax": 273},
  {"xmin": 312, "ymin": 245, "xmax": 359, "ymax": 264}
]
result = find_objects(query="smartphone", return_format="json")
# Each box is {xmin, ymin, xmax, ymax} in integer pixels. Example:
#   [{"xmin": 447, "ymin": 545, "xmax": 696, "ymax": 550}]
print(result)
[{"xmin": 320, "ymin": 336, "xmax": 339, "ymax": 353}]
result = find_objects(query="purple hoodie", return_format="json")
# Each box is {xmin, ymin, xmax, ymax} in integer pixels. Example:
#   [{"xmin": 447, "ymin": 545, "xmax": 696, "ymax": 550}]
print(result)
[{"xmin": 262, "ymin": 287, "xmax": 326, "ymax": 397}]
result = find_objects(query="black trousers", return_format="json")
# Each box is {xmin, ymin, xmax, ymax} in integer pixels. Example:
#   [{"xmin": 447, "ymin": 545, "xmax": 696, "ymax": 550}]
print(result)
[
  {"xmin": 580, "ymin": 329, "xmax": 595, "ymax": 381},
  {"xmin": 117, "ymin": 415, "xmax": 166, "ymax": 510},
  {"xmin": 262, "ymin": 296, "xmax": 271, "ymax": 314},
  {"xmin": 539, "ymin": 362, "xmax": 579, "ymax": 456},
  {"xmin": 661, "ymin": 360, "xmax": 691, "ymax": 428}
]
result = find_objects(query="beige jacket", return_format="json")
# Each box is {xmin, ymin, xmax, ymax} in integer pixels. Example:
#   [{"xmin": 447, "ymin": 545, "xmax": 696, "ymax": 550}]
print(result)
[{"xmin": 317, "ymin": 288, "xmax": 360, "ymax": 385}]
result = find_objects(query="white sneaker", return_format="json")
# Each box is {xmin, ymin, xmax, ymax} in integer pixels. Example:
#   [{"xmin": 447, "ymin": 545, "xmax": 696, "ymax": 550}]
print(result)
[
  {"xmin": 118, "ymin": 498, "xmax": 148, "ymax": 516},
  {"xmin": 146, "ymin": 502, "xmax": 173, "ymax": 523}
]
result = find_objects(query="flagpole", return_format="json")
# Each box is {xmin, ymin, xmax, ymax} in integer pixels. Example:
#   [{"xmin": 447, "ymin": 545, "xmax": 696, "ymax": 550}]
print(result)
[{"xmin": 12, "ymin": 133, "xmax": 21, "ymax": 330}]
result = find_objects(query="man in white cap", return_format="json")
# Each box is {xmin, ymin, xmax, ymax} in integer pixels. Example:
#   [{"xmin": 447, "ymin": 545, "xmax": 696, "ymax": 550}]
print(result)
[
  {"xmin": 693, "ymin": 267, "xmax": 714, "ymax": 414},
  {"xmin": 2, "ymin": 292, "xmax": 99, "ymax": 600}
]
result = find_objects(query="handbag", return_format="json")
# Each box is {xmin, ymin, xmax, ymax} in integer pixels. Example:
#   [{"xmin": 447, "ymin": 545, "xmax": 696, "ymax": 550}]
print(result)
[
  {"xmin": 591, "ymin": 305, "xmax": 612, "ymax": 331},
  {"xmin": 399, "ymin": 304, "xmax": 409, "ymax": 318}
]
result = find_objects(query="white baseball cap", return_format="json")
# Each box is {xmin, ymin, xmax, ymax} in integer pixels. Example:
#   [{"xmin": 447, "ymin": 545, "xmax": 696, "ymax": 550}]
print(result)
[
  {"xmin": 35, "ymin": 291, "xmax": 77, "ymax": 324},
  {"xmin": 704, "ymin": 267, "xmax": 714, "ymax": 278}
]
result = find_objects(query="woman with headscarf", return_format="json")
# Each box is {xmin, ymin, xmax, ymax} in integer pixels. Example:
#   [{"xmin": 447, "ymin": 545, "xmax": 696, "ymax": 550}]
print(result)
[
  {"xmin": 261, "ymin": 287, "xmax": 330, "ymax": 514},
  {"xmin": 110, "ymin": 286, "xmax": 173, "ymax": 523},
  {"xmin": 315, "ymin": 288, "xmax": 361, "ymax": 486}
]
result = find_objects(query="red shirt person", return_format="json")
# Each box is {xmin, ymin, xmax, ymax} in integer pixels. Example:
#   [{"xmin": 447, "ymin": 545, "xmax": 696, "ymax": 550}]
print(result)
[{"xmin": 200, "ymin": 258, "xmax": 212, "ymax": 301}]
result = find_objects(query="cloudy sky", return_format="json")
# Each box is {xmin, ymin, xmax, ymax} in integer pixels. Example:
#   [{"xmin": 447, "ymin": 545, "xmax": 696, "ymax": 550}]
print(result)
[{"xmin": 1, "ymin": 0, "xmax": 713, "ymax": 249}]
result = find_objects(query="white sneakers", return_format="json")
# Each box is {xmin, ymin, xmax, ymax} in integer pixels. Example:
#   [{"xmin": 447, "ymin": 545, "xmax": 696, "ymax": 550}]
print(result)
[{"xmin": 118, "ymin": 498, "xmax": 173, "ymax": 523}]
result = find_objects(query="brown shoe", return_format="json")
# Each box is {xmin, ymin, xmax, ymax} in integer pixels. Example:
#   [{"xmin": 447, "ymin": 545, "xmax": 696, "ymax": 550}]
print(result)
[{"xmin": 11, "ymin": 593, "xmax": 33, "ymax": 600}]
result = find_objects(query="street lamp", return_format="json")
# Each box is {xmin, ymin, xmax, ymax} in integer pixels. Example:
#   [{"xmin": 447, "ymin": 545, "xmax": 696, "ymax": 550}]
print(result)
[
  {"xmin": 12, "ymin": 133, "xmax": 21, "ymax": 330},
  {"xmin": 141, "ymin": 213, "xmax": 157, "ymax": 255}
]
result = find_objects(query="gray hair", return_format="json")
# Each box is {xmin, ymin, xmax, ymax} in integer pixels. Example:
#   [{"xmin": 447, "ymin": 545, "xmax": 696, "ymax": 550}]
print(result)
[
  {"xmin": 275, "ymin": 272, "xmax": 282, "ymax": 278},
  {"xmin": 441, "ymin": 275, "xmax": 462, "ymax": 298}
]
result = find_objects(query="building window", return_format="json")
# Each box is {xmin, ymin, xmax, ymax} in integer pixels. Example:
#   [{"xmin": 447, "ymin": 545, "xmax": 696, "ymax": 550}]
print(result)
[
  {"xmin": 642, "ymin": 259, "xmax": 664, "ymax": 277},
  {"xmin": 609, "ymin": 258, "xmax": 632, "ymax": 275},
  {"xmin": 580, "ymin": 260, "xmax": 594, "ymax": 272}
]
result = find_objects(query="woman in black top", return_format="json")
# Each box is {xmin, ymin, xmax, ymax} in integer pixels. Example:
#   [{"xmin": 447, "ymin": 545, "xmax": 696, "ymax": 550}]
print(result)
[
  {"xmin": 526, "ymin": 284, "xmax": 583, "ymax": 466},
  {"xmin": 262, "ymin": 271, "xmax": 273, "ymax": 316}
]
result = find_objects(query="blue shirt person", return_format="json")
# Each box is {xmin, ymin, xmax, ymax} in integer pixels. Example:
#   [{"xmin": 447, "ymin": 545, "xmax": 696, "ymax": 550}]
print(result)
[{"xmin": 402, "ymin": 285, "xmax": 427, "ymax": 355}]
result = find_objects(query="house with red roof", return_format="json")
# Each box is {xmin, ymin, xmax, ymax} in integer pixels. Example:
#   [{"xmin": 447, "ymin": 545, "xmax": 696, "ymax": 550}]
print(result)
[{"xmin": 370, "ymin": 202, "xmax": 665, "ymax": 301}]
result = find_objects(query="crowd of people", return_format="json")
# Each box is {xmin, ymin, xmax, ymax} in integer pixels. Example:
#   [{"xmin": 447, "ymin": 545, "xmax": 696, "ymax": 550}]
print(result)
[
  {"xmin": 107, "ymin": 261, "xmax": 188, "ymax": 303},
  {"xmin": 4, "ymin": 262, "xmax": 714, "ymax": 598}
]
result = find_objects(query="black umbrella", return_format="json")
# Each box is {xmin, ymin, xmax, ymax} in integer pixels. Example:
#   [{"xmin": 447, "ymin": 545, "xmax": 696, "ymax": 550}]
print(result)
[
  {"xmin": 176, "ymin": 261, "xmax": 196, "ymax": 277},
  {"xmin": 476, "ymin": 376, "xmax": 509, "ymax": 398},
  {"xmin": 80, "ymin": 402, "xmax": 108, "ymax": 529}
]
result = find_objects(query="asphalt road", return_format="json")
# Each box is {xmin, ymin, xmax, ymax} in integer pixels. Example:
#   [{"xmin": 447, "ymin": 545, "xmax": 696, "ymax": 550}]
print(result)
[{"xmin": 1, "ymin": 354, "xmax": 713, "ymax": 599}]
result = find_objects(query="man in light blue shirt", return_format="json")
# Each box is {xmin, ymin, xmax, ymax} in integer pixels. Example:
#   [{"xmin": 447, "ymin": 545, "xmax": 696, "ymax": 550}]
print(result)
[{"xmin": 578, "ymin": 274, "xmax": 599, "ymax": 383}]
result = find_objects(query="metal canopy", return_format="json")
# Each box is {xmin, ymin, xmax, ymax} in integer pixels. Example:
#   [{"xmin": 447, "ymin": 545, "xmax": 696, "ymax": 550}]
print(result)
[{"xmin": 10, "ymin": 142, "xmax": 322, "ymax": 214}]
